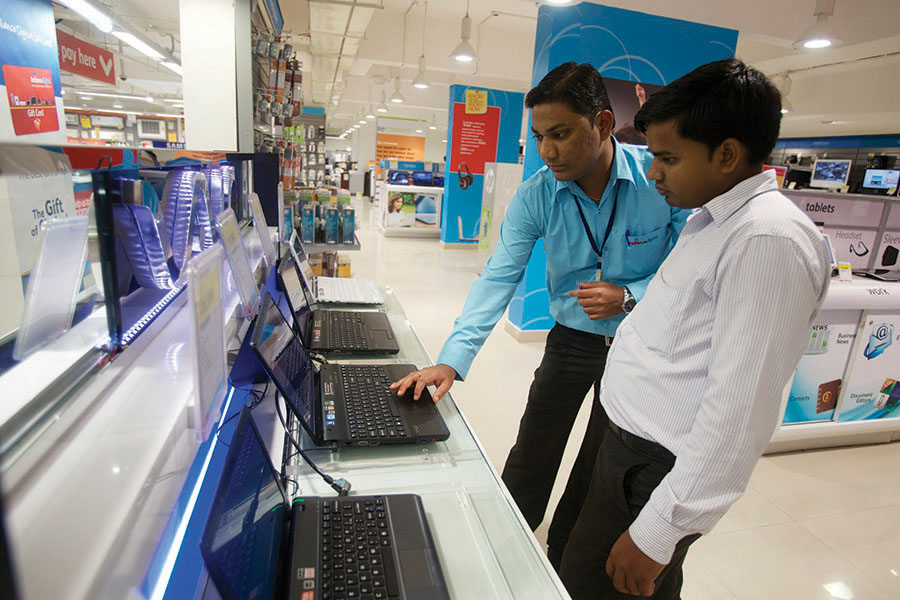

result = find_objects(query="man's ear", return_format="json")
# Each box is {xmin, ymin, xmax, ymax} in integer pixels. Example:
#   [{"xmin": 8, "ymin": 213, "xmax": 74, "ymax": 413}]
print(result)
[
  {"xmin": 594, "ymin": 110, "xmax": 615, "ymax": 137},
  {"xmin": 715, "ymin": 138, "xmax": 747, "ymax": 174}
]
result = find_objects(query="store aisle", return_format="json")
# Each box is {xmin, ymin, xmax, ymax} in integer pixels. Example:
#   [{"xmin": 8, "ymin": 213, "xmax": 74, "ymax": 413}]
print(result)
[{"xmin": 350, "ymin": 198, "xmax": 900, "ymax": 600}]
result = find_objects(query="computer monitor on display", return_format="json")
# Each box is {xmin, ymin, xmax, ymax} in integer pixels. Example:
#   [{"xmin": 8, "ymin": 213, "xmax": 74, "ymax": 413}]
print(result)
[
  {"xmin": 860, "ymin": 169, "xmax": 900, "ymax": 195},
  {"xmin": 810, "ymin": 159, "xmax": 852, "ymax": 190}
]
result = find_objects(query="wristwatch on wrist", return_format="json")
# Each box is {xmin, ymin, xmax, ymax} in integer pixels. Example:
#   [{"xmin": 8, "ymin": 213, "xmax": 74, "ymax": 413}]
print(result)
[{"xmin": 621, "ymin": 286, "xmax": 636, "ymax": 315}]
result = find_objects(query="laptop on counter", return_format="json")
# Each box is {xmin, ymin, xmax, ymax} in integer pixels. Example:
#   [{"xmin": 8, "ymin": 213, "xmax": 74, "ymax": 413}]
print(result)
[
  {"xmin": 278, "ymin": 256, "xmax": 399, "ymax": 355},
  {"xmin": 200, "ymin": 406, "xmax": 451, "ymax": 600},
  {"xmin": 290, "ymin": 232, "xmax": 384, "ymax": 305},
  {"xmin": 250, "ymin": 293, "xmax": 450, "ymax": 447}
]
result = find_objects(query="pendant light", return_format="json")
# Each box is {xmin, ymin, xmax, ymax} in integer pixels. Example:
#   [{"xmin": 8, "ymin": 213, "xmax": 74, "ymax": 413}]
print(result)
[
  {"xmin": 412, "ymin": 1, "xmax": 430, "ymax": 89},
  {"xmin": 376, "ymin": 89, "xmax": 388, "ymax": 113},
  {"xmin": 793, "ymin": 0, "xmax": 843, "ymax": 49},
  {"xmin": 450, "ymin": 0, "xmax": 476, "ymax": 63},
  {"xmin": 390, "ymin": 77, "xmax": 404, "ymax": 104}
]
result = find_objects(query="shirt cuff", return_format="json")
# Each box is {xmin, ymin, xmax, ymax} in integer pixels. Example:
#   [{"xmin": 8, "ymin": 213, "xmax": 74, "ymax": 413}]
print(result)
[
  {"xmin": 435, "ymin": 345, "xmax": 475, "ymax": 381},
  {"xmin": 628, "ymin": 502, "xmax": 693, "ymax": 565}
]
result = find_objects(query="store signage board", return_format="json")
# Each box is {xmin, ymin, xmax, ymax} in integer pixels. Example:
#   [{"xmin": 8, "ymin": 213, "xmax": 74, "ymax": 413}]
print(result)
[
  {"xmin": 186, "ymin": 245, "xmax": 227, "ymax": 442},
  {"xmin": 823, "ymin": 227, "xmax": 879, "ymax": 271},
  {"xmin": 836, "ymin": 310, "xmax": 900, "ymax": 422},
  {"xmin": 786, "ymin": 192, "xmax": 886, "ymax": 228},
  {"xmin": 214, "ymin": 208, "xmax": 258, "ymax": 318},
  {"xmin": 0, "ymin": 0, "xmax": 65, "ymax": 144},
  {"xmin": 887, "ymin": 205, "xmax": 900, "ymax": 229},
  {"xmin": 55, "ymin": 29, "xmax": 115, "ymax": 85}
]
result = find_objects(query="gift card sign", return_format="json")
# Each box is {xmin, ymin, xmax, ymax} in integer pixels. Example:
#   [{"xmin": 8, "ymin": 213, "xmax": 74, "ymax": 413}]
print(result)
[{"xmin": 3, "ymin": 65, "xmax": 59, "ymax": 136}]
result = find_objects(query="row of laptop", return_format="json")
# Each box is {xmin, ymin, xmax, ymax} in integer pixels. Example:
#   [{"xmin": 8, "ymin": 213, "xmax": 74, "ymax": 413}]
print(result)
[{"xmin": 200, "ymin": 233, "xmax": 452, "ymax": 600}]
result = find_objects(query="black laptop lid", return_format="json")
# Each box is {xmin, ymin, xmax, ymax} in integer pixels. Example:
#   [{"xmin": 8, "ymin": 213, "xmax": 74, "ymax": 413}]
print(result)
[
  {"xmin": 250, "ymin": 294, "xmax": 318, "ymax": 438},
  {"xmin": 289, "ymin": 233, "xmax": 317, "ymax": 293},
  {"xmin": 200, "ymin": 408, "xmax": 288, "ymax": 600},
  {"xmin": 277, "ymin": 256, "xmax": 312, "ymax": 341}
]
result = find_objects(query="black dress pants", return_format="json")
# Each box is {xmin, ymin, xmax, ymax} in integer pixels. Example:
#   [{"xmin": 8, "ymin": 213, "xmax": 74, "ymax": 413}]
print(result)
[
  {"xmin": 559, "ymin": 424, "xmax": 701, "ymax": 599},
  {"xmin": 500, "ymin": 323, "xmax": 610, "ymax": 557}
]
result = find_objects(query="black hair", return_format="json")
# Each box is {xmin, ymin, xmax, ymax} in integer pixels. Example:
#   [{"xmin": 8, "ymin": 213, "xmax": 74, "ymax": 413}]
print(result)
[
  {"xmin": 525, "ymin": 62, "xmax": 613, "ymax": 121},
  {"xmin": 634, "ymin": 58, "xmax": 782, "ymax": 164}
]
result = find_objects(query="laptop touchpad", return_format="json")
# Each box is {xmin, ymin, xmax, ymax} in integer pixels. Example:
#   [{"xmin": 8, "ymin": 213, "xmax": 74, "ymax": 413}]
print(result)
[{"xmin": 399, "ymin": 549, "xmax": 442, "ymax": 589}]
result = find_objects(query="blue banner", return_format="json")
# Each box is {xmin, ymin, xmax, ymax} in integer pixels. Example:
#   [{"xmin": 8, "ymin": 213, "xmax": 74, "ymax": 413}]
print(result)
[{"xmin": 510, "ymin": 3, "xmax": 737, "ymax": 331}]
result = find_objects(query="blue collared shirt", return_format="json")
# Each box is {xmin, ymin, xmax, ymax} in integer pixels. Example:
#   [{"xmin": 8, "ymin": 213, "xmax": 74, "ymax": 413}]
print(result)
[{"xmin": 437, "ymin": 141, "xmax": 690, "ymax": 379}]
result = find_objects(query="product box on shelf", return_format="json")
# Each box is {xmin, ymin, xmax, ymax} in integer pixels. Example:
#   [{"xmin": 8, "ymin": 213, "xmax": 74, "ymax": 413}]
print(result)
[
  {"xmin": 341, "ymin": 207, "xmax": 355, "ymax": 244},
  {"xmin": 337, "ymin": 253, "xmax": 351, "ymax": 278},
  {"xmin": 300, "ymin": 205, "xmax": 315, "ymax": 244},
  {"xmin": 308, "ymin": 253, "xmax": 323, "ymax": 275},
  {"xmin": 325, "ymin": 207, "xmax": 339, "ymax": 244}
]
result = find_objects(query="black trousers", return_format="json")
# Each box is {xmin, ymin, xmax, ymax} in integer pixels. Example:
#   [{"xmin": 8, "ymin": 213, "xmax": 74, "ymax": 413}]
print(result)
[
  {"xmin": 559, "ymin": 424, "xmax": 701, "ymax": 599},
  {"xmin": 500, "ymin": 323, "xmax": 611, "ymax": 556}
]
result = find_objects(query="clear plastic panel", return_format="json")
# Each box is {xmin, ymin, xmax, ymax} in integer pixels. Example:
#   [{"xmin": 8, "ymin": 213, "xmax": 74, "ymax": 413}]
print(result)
[{"xmin": 13, "ymin": 217, "xmax": 89, "ymax": 360}]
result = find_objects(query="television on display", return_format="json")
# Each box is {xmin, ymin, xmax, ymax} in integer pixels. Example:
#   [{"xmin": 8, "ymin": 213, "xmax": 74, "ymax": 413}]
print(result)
[
  {"xmin": 810, "ymin": 159, "xmax": 852, "ymax": 190},
  {"xmin": 861, "ymin": 169, "xmax": 900, "ymax": 193}
]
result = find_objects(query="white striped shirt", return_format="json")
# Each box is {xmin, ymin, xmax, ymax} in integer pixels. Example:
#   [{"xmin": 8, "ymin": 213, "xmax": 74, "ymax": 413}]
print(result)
[{"xmin": 600, "ymin": 170, "xmax": 830, "ymax": 564}]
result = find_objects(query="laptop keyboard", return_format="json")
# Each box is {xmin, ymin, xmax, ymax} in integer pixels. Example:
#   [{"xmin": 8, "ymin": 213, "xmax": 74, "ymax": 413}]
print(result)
[
  {"xmin": 339, "ymin": 366, "xmax": 407, "ymax": 440},
  {"xmin": 318, "ymin": 277, "xmax": 384, "ymax": 304},
  {"xmin": 321, "ymin": 497, "xmax": 400, "ymax": 600},
  {"xmin": 325, "ymin": 312, "xmax": 369, "ymax": 350}
]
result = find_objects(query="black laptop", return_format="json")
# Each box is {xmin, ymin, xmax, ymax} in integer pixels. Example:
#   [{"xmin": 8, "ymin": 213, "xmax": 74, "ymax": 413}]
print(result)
[
  {"xmin": 278, "ymin": 255, "xmax": 399, "ymax": 355},
  {"xmin": 200, "ymin": 407, "xmax": 451, "ymax": 600},
  {"xmin": 250, "ymin": 293, "xmax": 450, "ymax": 447}
]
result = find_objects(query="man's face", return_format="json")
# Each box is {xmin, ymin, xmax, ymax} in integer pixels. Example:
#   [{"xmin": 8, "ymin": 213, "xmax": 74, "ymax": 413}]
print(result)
[
  {"xmin": 531, "ymin": 102, "xmax": 606, "ymax": 183},
  {"xmin": 645, "ymin": 118, "xmax": 725, "ymax": 210}
]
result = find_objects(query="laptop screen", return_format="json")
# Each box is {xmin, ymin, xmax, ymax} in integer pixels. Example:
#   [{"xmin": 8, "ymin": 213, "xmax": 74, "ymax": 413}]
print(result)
[
  {"xmin": 289, "ymin": 233, "xmax": 317, "ymax": 290},
  {"xmin": 251, "ymin": 294, "xmax": 317, "ymax": 435},
  {"xmin": 200, "ymin": 409, "xmax": 287, "ymax": 600},
  {"xmin": 278, "ymin": 257, "xmax": 312, "ymax": 340}
]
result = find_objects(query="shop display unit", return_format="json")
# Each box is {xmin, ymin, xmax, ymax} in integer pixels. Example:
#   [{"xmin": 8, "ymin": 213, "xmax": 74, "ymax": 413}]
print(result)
[{"xmin": 376, "ymin": 160, "xmax": 445, "ymax": 239}]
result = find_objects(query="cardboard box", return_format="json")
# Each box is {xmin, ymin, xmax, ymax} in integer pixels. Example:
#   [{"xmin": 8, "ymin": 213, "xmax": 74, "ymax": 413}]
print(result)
[
  {"xmin": 337, "ymin": 253, "xmax": 351, "ymax": 278},
  {"xmin": 308, "ymin": 253, "xmax": 323, "ymax": 276}
]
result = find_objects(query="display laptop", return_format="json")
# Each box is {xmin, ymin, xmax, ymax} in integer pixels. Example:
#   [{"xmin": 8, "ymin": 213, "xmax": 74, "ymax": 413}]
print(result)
[
  {"xmin": 289, "ymin": 232, "xmax": 383, "ymax": 305},
  {"xmin": 250, "ymin": 293, "xmax": 450, "ymax": 447},
  {"xmin": 200, "ymin": 406, "xmax": 451, "ymax": 600},
  {"xmin": 278, "ymin": 256, "xmax": 399, "ymax": 355}
]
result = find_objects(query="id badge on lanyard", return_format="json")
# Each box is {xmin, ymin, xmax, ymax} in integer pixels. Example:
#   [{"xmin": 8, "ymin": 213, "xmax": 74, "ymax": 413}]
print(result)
[{"xmin": 575, "ymin": 185, "xmax": 618, "ymax": 282}]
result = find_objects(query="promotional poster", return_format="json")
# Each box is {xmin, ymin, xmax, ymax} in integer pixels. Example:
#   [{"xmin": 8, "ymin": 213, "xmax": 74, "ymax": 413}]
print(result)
[
  {"xmin": 782, "ymin": 310, "xmax": 859, "ymax": 424},
  {"xmin": 836, "ymin": 311, "xmax": 900, "ymax": 421},
  {"xmin": 0, "ymin": 0, "xmax": 65, "ymax": 144}
]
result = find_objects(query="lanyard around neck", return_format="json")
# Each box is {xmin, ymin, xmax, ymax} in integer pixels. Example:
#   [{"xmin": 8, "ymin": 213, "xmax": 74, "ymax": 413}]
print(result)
[{"xmin": 573, "ymin": 181, "xmax": 619, "ymax": 273}]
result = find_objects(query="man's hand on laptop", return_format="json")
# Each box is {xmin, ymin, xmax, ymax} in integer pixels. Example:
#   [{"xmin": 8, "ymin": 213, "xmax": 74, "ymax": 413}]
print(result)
[
  {"xmin": 390, "ymin": 364, "xmax": 457, "ymax": 403},
  {"xmin": 568, "ymin": 281, "xmax": 625, "ymax": 320}
]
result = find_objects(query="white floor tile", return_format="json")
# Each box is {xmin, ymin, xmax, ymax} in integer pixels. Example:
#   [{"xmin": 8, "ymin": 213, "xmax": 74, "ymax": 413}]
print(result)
[
  {"xmin": 800, "ymin": 505, "xmax": 900, "ymax": 596},
  {"xmin": 682, "ymin": 554, "xmax": 739, "ymax": 600},
  {"xmin": 691, "ymin": 522, "xmax": 893, "ymax": 600}
]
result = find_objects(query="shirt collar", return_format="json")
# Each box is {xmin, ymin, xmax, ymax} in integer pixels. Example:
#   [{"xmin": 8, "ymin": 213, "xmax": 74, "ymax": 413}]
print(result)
[
  {"xmin": 554, "ymin": 136, "xmax": 635, "ymax": 201},
  {"xmin": 703, "ymin": 170, "xmax": 779, "ymax": 226}
]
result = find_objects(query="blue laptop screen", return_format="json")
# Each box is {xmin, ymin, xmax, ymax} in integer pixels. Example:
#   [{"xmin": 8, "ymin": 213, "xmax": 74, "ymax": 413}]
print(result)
[
  {"xmin": 252, "ymin": 294, "xmax": 317, "ymax": 434},
  {"xmin": 201, "ymin": 410, "xmax": 286, "ymax": 600}
]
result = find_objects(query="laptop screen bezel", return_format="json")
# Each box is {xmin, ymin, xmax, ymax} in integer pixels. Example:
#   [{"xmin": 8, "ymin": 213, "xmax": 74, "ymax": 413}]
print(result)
[
  {"xmin": 249, "ymin": 293, "xmax": 322, "ymax": 442},
  {"xmin": 199, "ymin": 408, "xmax": 290, "ymax": 600},
  {"xmin": 277, "ymin": 255, "xmax": 313, "ymax": 343}
]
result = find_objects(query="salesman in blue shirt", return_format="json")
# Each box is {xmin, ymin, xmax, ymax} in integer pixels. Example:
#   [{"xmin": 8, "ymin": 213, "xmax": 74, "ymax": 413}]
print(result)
[{"xmin": 391, "ymin": 62, "xmax": 689, "ymax": 567}]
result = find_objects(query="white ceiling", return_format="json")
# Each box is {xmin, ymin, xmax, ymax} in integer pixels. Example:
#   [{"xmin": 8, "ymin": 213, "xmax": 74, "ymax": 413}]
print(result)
[{"xmin": 58, "ymin": 0, "xmax": 900, "ymax": 139}]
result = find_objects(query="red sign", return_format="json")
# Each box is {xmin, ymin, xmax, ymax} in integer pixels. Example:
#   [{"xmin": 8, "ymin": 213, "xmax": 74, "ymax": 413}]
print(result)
[
  {"xmin": 56, "ymin": 29, "xmax": 116, "ymax": 85},
  {"xmin": 3, "ymin": 65, "xmax": 59, "ymax": 136},
  {"xmin": 449, "ymin": 102, "xmax": 500, "ymax": 175}
]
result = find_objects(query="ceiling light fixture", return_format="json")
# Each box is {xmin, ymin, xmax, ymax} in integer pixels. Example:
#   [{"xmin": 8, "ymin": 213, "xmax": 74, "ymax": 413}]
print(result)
[
  {"xmin": 76, "ymin": 91, "xmax": 155, "ymax": 103},
  {"xmin": 794, "ymin": 0, "xmax": 843, "ymax": 50},
  {"xmin": 539, "ymin": 0, "xmax": 576, "ymax": 5},
  {"xmin": 413, "ymin": 2, "xmax": 430, "ymax": 88},
  {"xmin": 390, "ymin": 77, "xmax": 404, "ymax": 103},
  {"xmin": 365, "ymin": 106, "xmax": 375, "ymax": 119},
  {"xmin": 376, "ymin": 89, "xmax": 388, "ymax": 113},
  {"xmin": 450, "ymin": 0, "xmax": 477, "ymax": 63},
  {"xmin": 56, "ymin": 0, "xmax": 113, "ymax": 33},
  {"xmin": 112, "ymin": 30, "xmax": 165, "ymax": 61},
  {"xmin": 774, "ymin": 75, "xmax": 794, "ymax": 114},
  {"xmin": 428, "ymin": 112, "xmax": 438, "ymax": 130},
  {"xmin": 161, "ymin": 61, "xmax": 183, "ymax": 76}
]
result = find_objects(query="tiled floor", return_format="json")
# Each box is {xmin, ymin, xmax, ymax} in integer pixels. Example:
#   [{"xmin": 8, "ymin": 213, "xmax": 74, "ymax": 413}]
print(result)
[{"xmin": 351, "ymin": 199, "xmax": 900, "ymax": 600}]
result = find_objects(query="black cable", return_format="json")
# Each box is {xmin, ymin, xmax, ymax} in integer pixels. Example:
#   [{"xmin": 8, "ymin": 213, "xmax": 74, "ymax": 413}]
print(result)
[
  {"xmin": 215, "ymin": 381, "xmax": 270, "ymax": 447},
  {"xmin": 274, "ymin": 392, "xmax": 350, "ymax": 496}
]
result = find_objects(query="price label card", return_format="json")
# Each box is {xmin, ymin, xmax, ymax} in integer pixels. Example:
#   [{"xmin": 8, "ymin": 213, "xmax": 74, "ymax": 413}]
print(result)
[
  {"xmin": 215, "ymin": 208, "xmax": 259, "ymax": 317},
  {"xmin": 250, "ymin": 192, "xmax": 277, "ymax": 267},
  {"xmin": 187, "ymin": 245, "xmax": 227, "ymax": 441}
]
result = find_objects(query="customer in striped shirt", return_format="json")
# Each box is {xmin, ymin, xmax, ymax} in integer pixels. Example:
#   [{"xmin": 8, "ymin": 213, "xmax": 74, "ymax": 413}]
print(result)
[{"xmin": 558, "ymin": 59, "xmax": 831, "ymax": 599}]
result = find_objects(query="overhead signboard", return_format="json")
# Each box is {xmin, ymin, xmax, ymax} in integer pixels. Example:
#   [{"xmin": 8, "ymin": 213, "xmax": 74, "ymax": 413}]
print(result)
[{"xmin": 56, "ymin": 29, "xmax": 115, "ymax": 85}]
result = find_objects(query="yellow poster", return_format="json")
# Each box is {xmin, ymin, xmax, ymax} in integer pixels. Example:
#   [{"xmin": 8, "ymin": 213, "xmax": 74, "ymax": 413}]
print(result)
[
  {"xmin": 167, "ymin": 131, "xmax": 177, "ymax": 142},
  {"xmin": 465, "ymin": 89, "xmax": 488, "ymax": 114},
  {"xmin": 80, "ymin": 115, "xmax": 91, "ymax": 128}
]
